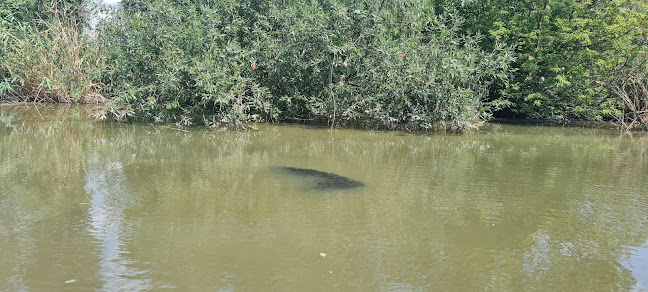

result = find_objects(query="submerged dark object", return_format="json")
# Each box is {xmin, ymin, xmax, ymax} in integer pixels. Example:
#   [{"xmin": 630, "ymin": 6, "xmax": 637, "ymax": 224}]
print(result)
[{"xmin": 276, "ymin": 167, "xmax": 365, "ymax": 190}]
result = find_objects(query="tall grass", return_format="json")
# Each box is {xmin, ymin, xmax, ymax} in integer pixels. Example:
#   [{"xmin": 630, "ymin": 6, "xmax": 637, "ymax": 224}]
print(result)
[{"xmin": 0, "ymin": 6, "xmax": 105, "ymax": 103}]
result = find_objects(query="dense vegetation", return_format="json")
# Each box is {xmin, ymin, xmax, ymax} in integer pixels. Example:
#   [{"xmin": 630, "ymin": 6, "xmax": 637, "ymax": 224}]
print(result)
[
  {"xmin": 443, "ymin": 0, "xmax": 648, "ymax": 126},
  {"xmin": 1, "ymin": 0, "xmax": 647, "ymax": 130},
  {"xmin": 100, "ymin": 0, "xmax": 513, "ymax": 130},
  {"xmin": 0, "ymin": 0, "xmax": 104, "ymax": 102}
]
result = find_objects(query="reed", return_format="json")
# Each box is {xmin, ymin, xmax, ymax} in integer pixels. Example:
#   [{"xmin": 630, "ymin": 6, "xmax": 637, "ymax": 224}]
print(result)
[{"xmin": 0, "ymin": 6, "xmax": 105, "ymax": 103}]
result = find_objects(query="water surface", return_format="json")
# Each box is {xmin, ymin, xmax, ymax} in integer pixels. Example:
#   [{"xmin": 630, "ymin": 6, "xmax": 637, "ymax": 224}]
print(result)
[{"xmin": 1, "ymin": 105, "xmax": 648, "ymax": 291}]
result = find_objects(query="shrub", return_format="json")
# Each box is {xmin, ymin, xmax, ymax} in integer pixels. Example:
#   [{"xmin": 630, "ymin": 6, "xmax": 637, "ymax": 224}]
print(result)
[
  {"xmin": 101, "ymin": 0, "xmax": 513, "ymax": 130},
  {"xmin": 255, "ymin": 1, "xmax": 514, "ymax": 130},
  {"xmin": 99, "ymin": 0, "xmax": 273, "ymax": 125}
]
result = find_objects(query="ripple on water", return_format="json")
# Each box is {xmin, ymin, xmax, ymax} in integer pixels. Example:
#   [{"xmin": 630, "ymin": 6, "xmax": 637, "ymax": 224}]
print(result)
[
  {"xmin": 3, "ymin": 105, "xmax": 648, "ymax": 290},
  {"xmin": 622, "ymin": 243, "xmax": 648, "ymax": 292}
]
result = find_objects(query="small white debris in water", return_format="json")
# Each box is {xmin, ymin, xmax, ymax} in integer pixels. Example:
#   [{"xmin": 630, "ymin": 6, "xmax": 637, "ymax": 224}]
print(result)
[
  {"xmin": 329, "ymin": 271, "xmax": 333, "ymax": 274},
  {"xmin": 320, "ymin": 252, "xmax": 327, "ymax": 258},
  {"xmin": 65, "ymin": 279, "xmax": 77, "ymax": 284}
]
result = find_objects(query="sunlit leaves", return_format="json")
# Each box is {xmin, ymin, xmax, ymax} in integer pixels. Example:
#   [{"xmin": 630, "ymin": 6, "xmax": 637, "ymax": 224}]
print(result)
[{"xmin": 442, "ymin": 0, "xmax": 648, "ymax": 121}]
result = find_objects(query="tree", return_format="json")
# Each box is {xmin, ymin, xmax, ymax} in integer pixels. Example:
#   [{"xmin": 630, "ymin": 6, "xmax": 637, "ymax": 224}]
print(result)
[{"xmin": 439, "ymin": 0, "xmax": 648, "ymax": 121}]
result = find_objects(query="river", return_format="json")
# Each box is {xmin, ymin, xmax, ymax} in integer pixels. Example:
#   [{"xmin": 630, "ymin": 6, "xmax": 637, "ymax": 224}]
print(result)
[{"xmin": 1, "ymin": 105, "xmax": 647, "ymax": 291}]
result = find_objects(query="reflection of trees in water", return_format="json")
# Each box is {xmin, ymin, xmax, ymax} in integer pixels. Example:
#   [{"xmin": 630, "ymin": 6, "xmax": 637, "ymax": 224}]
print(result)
[
  {"xmin": 0, "ymin": 203, "xmax": 38, "ymax": 291},
  {"xmin": 107, "ymin": 123, "xmax": 648, "ymax": 290},
  {"xmin": 233, "ymin": 125, "xmax": 648, "ymax": 290},
  {"xmin": 2, "ymin": 105, "xmax": 648, "ymax": 290},
  {"xmin": 0, "ymin": 105, "xmax": 98, "ymax": 290},
  {"xmin": 354, "ymin": 128, "xmax": 648, "ymax": 290}
]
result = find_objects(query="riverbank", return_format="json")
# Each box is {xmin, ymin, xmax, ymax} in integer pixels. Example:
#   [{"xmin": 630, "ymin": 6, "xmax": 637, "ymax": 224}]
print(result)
[
  {"xmin": 2, "ymin": 0, "xmax": 646, "ymax": 131},
  {"xmin": 1, "ymin": 102, "xmax": 630, "ymax": 134}
]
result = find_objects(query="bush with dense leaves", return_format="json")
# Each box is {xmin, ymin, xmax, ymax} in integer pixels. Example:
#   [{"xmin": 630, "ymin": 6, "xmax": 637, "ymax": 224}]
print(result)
[
  {"xmin": 440, "ymin": 0, "xmax": 648, "ymax": 122},
  {"xmin": 101, "ymin": 0, "xmax": 513, "ymax": 130}
]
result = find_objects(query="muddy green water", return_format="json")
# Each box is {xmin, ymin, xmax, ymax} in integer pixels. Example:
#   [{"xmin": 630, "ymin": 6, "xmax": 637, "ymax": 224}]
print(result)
[{"xmin": 1, "ymin": 105, "xmax": 648, "ymax": 291}]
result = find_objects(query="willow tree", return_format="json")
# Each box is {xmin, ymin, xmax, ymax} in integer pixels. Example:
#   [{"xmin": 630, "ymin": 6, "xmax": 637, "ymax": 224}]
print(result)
[{"xmin": 101, "ymin": 0, "xmax": 513, "ymax": 130}]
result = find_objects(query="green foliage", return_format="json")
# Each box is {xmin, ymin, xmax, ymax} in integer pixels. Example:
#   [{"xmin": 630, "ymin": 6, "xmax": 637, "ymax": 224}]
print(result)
[
  {"xmin": 256, "ymin": 1, "xmax": 514, "ymax": 130},
  {"xmin": 100, "ymin": 0, "xmax": 272, "ymax": 126},
  {"xmin": 439, "ymin": 0, "xmax": 648, "ymax": 122},
  {"xmin": 0, "ymin": 0, "xmax": 104, "ymax": 102},
  {"xmin": 8, "ymin": 0, "xmax": 645, "ymax": 130},
  {"xmin": 101, "ymin": 0, "xmax": 513, "ymax": 130}
]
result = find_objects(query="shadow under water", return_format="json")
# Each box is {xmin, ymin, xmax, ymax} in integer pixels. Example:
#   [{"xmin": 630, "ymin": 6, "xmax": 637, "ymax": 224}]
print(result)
[{"xmin": 274, "ymin": 167, "xmax": 365, "ymax": 191}]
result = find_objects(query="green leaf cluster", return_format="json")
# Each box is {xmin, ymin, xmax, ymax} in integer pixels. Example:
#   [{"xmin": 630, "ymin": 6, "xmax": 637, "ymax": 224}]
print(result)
[
  {"xmin": 6, "ymin": 0, "xmax": 645, "ymax": 130},
  {"xmin": 101, "ymin": 0, "xmax": 513, "ymax": 130},
  {"xmin": 443, "ymin": 0, "xmax": 648, "ymax": 121}
]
